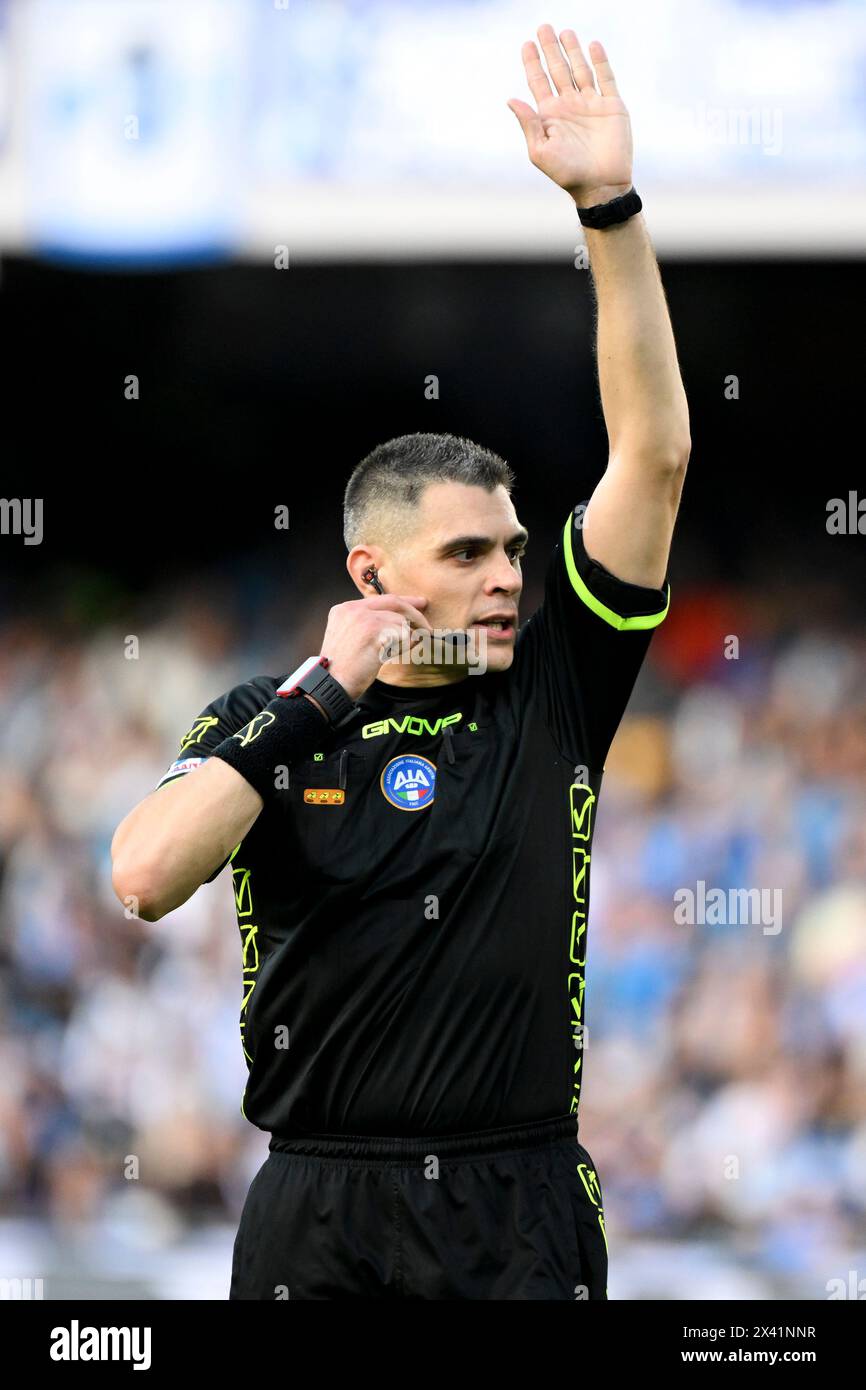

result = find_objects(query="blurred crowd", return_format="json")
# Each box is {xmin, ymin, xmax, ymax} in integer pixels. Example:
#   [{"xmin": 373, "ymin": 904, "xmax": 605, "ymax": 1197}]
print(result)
[{"xmin": 0, "ymin": 560, "xmax": 864, "ymax": 1299}]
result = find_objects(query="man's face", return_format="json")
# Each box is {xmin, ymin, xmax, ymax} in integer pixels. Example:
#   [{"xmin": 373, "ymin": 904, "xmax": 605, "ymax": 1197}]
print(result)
[{"xmin": 378, "ymin": 480, "xmax": 527, "ymax": 680}]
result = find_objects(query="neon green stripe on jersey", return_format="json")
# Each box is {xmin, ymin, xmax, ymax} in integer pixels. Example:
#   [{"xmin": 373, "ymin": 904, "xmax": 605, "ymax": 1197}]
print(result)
[{"xmin": 562, "ymin": 513, "xmax": 670, "ymax": 630}]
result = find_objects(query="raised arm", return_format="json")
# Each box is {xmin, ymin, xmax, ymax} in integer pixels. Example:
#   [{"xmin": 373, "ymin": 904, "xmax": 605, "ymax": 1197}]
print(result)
[{"xmin": 508, "ymin": 23, "xmax": 690, "ymax": 590}]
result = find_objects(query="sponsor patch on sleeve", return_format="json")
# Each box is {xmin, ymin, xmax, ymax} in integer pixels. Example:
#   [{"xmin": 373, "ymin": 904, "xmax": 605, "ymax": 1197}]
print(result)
[{"xmin": 156, "ymin": 756, "xmax": 206, "ymax": 789}]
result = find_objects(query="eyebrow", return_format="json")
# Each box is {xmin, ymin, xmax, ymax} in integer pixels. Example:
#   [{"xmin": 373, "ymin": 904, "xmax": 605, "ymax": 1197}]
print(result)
[{"xmin": 434, "ymin": 528, "xmax": 530, "ymax": 556}]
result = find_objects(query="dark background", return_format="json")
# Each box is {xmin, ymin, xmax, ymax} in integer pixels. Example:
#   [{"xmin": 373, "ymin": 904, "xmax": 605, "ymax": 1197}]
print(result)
[{"xmin": 2, "ymin": 256, "xmax": 861, "ymax": 613}]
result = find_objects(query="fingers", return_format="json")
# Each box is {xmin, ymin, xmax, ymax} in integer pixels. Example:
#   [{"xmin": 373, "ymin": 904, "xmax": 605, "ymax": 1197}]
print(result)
[
  {"xmin": 556, "ymin": 28, "xmax": 597, "ymax": 95},
  {"xmin": 520, "ymin": 39, "xmax": 554, "ymax": 105},
  {"xmin": 536, "ymin": 23, "xmax": 577, "ymax": 96},
  {"xmin": 524, "ymin": 26, "xmax": 616, "ymax": 101},
  {"xmin": 365, "ymin": 594, "xmax": 433, "ymax": 632},
  {"xmin": 363, "ymin": 594, "xmax": 428, "ymax": 609},
  {"xmin": 506, "ymin": 98, "xmax": 545, "ymax": 151},
  {"xmin": 583, "ymin": 38, "xmax": 619, "ymax": 98},
  {"xmin": 392, "ymin": 601, "xmax": 434, "ymax": 633}
]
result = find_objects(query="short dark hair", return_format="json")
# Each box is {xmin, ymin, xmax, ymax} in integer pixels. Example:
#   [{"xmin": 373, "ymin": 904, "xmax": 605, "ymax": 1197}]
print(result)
[{"xmin": 343, "ymin": 432, "xmax": 515, "ymax": 553}]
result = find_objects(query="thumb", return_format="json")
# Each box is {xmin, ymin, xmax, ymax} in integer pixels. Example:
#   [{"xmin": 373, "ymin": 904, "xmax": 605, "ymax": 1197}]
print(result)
[{"xmin": 506, "ymin": 98, "xmax": 545, "ymax": 149}]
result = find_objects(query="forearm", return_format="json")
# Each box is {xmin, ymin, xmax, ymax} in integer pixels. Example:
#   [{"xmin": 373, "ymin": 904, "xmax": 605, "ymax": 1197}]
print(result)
[
  {"xmin": 111, "ymin": 691, "xmax": 333, "ymax": 921},
  {"xmin": 575, "ymin": 185, "xmax": 690, "ymax": 462},
  {"xmin": 111, "ymin": 758, "xmax": 263, "ymax": 921}
]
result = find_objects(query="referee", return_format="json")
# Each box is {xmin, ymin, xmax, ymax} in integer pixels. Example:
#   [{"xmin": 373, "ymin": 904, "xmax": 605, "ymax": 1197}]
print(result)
[{"xmin": 111, "ymin": 26, "xmax": 689, "ymax": 1300}]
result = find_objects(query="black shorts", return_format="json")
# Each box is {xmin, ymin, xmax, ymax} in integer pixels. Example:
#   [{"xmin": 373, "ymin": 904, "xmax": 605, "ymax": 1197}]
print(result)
[{"xmin": 230, "ymin": 1113, "xmax": 608, "ymax": 1300}]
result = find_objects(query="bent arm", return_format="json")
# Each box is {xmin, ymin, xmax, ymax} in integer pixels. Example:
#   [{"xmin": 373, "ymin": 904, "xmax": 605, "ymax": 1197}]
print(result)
[
  {"xmin": 111, "ymin": 758, "xmax": 263, "ymax": 922},
  {"xmin": 506, "ymin": 27, "xmax": 689, "ymax": 589},
  {"xmin": 578, "ymin": 202, "xmax": 690, "ymax": 591}
]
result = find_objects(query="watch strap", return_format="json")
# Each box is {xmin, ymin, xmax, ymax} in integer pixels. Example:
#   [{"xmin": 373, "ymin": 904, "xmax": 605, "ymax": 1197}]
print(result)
[{"xmin": 276, "ymin": 656, "xmax": 359, "ymax": 730}]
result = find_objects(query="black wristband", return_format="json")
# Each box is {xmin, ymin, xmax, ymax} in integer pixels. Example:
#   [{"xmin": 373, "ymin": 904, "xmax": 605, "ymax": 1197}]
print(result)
[
  {"xmin": 577, "ymin": 185, "xmax": 642, "ymax": 229},
  {"xmin": 210, "ymin": 694, "xmax": 331, "ymax": 807}
]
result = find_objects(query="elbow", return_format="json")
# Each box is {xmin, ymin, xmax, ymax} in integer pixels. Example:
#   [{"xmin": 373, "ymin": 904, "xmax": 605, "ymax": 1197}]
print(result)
[
  {"xmin": 111, "ymin": 856, "xmax": 167, "ymax": 923},
  {"xmin": 611, "ymin": 434, "xmax": 691, "ymax": 476},
  {"xmin": 650, "ymin": 412, "xmax": 691, "ymax": 472},
  {"xmin": 661, "ymin": 437, "xmax": 691, "ymax": 473}
]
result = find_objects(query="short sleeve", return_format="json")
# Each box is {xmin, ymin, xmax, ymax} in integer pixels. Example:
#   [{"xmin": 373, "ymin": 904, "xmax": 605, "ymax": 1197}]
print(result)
[
  {"xmin": 156, "ymin": 675, "xmax": 284, "ymax": 883},
  {"xmin": 512, "ymin": 503, "xmax": 670, "ymax": 769}
]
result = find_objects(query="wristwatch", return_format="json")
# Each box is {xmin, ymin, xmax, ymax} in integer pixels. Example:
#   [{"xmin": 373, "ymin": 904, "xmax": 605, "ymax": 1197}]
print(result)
[{"xmin": 276, "ymin": 656, "xmax": 359, "ymax": 729}]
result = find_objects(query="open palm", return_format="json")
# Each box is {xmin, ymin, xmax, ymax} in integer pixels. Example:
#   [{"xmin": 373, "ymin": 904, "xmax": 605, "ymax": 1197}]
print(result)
[{"xmin": 508, "ymin": 25, "xmax": 633, "ymax": 198}]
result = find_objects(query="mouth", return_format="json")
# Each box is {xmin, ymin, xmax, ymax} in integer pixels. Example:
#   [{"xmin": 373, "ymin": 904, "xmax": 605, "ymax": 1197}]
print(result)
[{"xmin": 468, "ymin": 617, "xmax": 516, "ymax": 640}]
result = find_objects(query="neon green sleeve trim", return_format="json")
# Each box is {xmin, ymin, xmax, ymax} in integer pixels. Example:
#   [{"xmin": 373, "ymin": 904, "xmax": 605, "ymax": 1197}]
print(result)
[{"xmin": 561, "ymin": 513, "xmax": 670, "ymax": 631}]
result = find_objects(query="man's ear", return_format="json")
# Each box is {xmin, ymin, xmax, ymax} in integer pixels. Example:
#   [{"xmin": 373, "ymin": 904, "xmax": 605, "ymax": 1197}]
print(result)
[{"xmin": 347, "ymin": 545, "xmax": 382, "ymax": 596}]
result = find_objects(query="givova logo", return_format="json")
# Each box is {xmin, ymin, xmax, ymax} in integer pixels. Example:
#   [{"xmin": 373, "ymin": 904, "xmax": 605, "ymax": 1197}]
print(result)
[
  {"xmin": 363, "ymin": 712, "xmax": 462, "ymax": 740},
  {"xmin": 380, "ymin": 754, "xmax": 437, "ymax": 811},
  {"xmin": 50, "ymin": 1320, "xmax": 151, "ymax": 1370}
]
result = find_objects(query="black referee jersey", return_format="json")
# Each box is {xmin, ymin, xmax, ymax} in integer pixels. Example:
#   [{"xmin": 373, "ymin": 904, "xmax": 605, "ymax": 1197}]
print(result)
[{"xmin": 157, "ymin": 504, "xmax": 670, "ymax": 1140}]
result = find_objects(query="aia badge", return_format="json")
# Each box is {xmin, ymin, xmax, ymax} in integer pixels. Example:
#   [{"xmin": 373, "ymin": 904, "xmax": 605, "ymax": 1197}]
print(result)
[{"xmin": 380, "ymin": 754, "xmax": 436, "ymax": 812}]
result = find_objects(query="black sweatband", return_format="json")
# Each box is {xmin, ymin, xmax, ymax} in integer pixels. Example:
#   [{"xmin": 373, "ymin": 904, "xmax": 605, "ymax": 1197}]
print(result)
[
  {"xmin": 577, "ymin": 186, "xmax": 642, "ymax": 229},
  {"xmin": 210, "ymin": 695, "xmax": 331, "ymax": 807}
]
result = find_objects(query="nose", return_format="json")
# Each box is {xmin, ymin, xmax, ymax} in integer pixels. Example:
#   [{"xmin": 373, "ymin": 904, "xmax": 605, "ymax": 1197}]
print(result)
[{"xmin": 487, "ymin": 552, "xmax": 522, "ymax": 599}]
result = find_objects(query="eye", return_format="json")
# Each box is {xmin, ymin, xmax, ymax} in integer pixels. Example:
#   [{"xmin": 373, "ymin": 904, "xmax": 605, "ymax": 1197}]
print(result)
[{"xmin": 452, "ymin": 546, "xmax": 526, "ymax": 563}]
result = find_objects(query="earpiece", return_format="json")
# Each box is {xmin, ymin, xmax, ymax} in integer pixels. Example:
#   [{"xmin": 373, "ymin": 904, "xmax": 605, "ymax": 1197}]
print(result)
[{"xmin": 362, "ymin": 566, "xmax": 384, "ymax": 595}]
